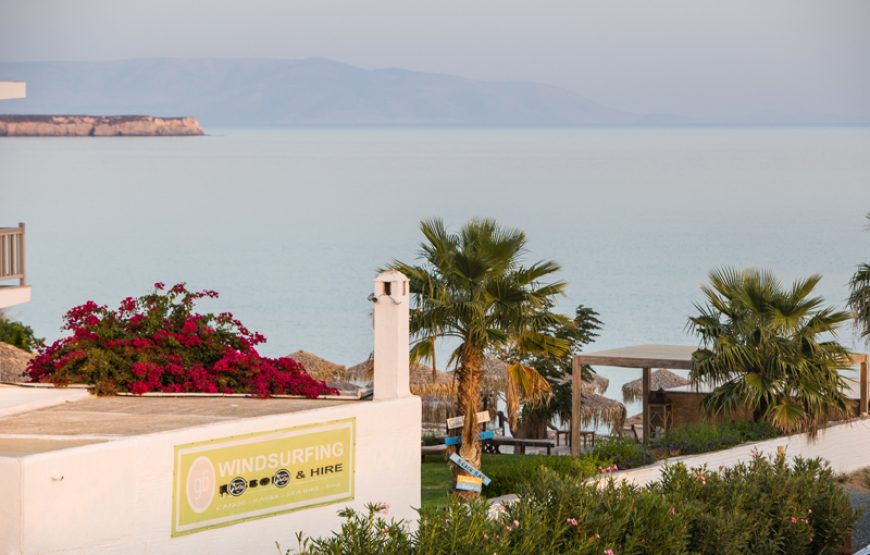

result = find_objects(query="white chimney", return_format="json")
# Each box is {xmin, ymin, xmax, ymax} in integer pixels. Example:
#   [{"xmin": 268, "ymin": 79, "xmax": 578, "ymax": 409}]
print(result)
[{"xmin": 372, "ymin": 270, "xmax": 411, "ymax": 400}]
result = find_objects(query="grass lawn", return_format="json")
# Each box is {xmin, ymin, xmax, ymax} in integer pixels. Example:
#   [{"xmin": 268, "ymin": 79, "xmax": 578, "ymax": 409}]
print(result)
[
  {"xmin": 421, "ymin": 453, "xmax": 589, "ymax": 507},
  {"xmin": 421, "ymin": 454, "xmax": 453, "ymax": 507}
]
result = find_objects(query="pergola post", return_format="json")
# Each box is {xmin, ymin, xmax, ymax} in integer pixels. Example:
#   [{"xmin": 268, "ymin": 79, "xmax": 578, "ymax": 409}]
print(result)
[
  {"xmin": 861, "ymin": 358, "xmax": 868, "ymax": 416},
  {"xmin": 642, "ymin": 367, "xmax": 651, "ymax": 444},
  {"xmin": 571, "ymin": 356, "xmax": 582, "ymax": 456}
]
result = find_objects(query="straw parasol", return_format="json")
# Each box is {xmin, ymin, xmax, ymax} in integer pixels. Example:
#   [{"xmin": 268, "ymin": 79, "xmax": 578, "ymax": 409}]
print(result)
[
  {"xmin": 621, "ymin": 368, "xmax": 689, "ymax": 404},
  {"xmin": 0, "ymin": 342, "xmax": 34, "ymax": 383},
  {"xmin": 577, "ymin": 391, "xmax": 626, "ymax": 433},
  {"xmin": 287, "ymin": 350, "xmax": 346, "ymax": 382}
]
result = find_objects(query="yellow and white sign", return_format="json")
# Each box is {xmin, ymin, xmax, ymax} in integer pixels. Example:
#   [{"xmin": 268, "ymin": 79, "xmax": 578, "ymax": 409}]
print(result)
[{"xmin": 172, "ymin": 418, "xmax": 355, "ymax": 536}]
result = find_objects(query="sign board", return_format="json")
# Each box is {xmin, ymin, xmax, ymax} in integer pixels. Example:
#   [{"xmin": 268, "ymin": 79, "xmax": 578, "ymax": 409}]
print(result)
[
  {"xmin": 448, "ymin": 453, "xmax": 492, "ymax": 486},
  {"xmin": 445, "ymin": 411, "xmax": 491, "ymax": 430},
  {"xmin": 443, "ymin": 431, "xmax": 495, "ymax": 446},
  {"xmin": 172, "ymin": 418, "xmax": 355, "ymax": 537},
  {"xmin": 455, "ymin": 474, "xmax": 483, "ymax": 492}
]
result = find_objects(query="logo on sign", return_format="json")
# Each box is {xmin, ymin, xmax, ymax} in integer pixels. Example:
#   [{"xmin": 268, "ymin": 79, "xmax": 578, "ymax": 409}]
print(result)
[{"xmin": 185, "ymin": 456, "xmax": 216, "ymax": 513}]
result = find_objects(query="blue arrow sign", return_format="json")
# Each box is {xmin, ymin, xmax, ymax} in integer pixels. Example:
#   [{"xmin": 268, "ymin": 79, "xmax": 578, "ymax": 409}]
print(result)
[
  {"xmin": 448, "ymin": 453, "xmax": 492, "ymax": 486},
  {"xmin": 443, "ymin": 431, "xmax": 495, "ymax": 446}
]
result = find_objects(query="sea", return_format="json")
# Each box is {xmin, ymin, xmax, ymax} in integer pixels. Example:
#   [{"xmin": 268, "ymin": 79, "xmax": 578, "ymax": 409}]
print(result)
[{"xmin": 2, "ymin": 126, "xmax": 869, "ymax": 413}]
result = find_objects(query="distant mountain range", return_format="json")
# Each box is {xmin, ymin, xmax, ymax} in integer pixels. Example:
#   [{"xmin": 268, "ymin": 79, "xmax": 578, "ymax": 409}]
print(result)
[{"xmin": 0, "ymin": 58, "xmax": 660, "ymax": 126}]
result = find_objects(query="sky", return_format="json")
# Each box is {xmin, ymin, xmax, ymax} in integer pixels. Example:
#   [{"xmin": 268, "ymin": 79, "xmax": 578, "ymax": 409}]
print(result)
[{"xmin": 1, "ymin": 0, "xmax": 869, "ymax": 119}]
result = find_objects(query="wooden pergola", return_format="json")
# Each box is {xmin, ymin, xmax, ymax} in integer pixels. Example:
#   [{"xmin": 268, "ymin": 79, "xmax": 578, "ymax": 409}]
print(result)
[{"xmin": 570, "ymin": 344, "xmax": 869, "ymax": 456}]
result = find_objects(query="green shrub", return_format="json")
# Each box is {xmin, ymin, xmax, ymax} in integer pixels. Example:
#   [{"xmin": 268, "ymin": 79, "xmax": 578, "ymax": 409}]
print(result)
[
  {"xmin": 297, "ymin": 453, "xmax": 856, "ymax": 554},
  {"xmin": 591, "ymin": 437, "xmax": 654, "ymax": 469},
  {"xmin": 652, "ymin": 453, "xmax": 855, "ymax": 554},
  {"xmin": 483, "ymin": 454, "xmax": 602, "ymax": 497},
  {"xmin": 0, "ymin": 316, "xmax": 42, "ymax": 351},
  {"xmin": 657, "ymin": 421, "xmax": 778, "ymax": 455}
]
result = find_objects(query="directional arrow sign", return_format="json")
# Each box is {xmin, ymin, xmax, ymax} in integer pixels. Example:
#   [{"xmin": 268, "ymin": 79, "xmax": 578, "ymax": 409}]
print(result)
[
  {"xmin": 448, "ymin": 453, "xmax": 492, "ymax": 486},
  {"xmin": 443, "ymin": 431, "xmax": 495, "ymax": 446},
  {"xmin": 446, "ymin": 411, "xmax": 491, "ymax": 430},
  {"xmin": 455, "ymin": 474, "xmax": 483, "ymax": 492}
]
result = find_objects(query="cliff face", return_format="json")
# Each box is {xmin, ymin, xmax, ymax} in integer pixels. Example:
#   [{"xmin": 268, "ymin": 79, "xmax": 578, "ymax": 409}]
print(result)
[{"xmin": 0, "ymin": 115, "xmax": 204, "ymax": 136}]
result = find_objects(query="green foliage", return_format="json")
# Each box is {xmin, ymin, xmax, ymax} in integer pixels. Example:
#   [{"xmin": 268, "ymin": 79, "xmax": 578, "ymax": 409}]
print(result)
[
  {"xmin": 591, "ymin": 437, "xmax": 655, "ymax": 469},
  {"xmin": 521, "ymin": 304, "xmax": 604, "ymax": 424},
  {"xmin": 299, "ymin": 453, "xmax": 855, "ymax": 554},
  {"xmin": 390, "ymin": 218, "xmax": 572, "ymax": 467},
  {"xmin": 849, "ymin": 212, "xmax": 870, "ymax": 340},
  {"xmin": 482, "ymin": 454, "xmax": 602, "ymax": 497},
  {"xmin": 288, "ymin": 502, "xmax": 414, "ymax": 555},
  {"xmin": 656, "ymin": 421, "xmax": 778, "ymax": 455},
  {"xmin": 652, "ymin": 454, "xmax": 855, "ymax": 554},
  {"xmin": 0, "ymin": 315, "xmax": 42, "ymax": 351},
  {"xmin": 689, "ymin": 267, "xmax": 852, "ymax": 434}
]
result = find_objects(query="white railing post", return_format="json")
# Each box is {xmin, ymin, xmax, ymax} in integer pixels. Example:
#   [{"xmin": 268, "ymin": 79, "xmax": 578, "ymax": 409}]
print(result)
[{"xmin": 372, "ymin": 270, "xmax": 411, "ymax": 400}]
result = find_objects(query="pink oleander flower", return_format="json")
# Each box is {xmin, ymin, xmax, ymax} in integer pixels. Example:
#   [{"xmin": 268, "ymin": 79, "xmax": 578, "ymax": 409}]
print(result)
[
  {"xmin": 669, "ymin": 506, "xmax": 676, "ymax": 516},
  {"xmin": 566, "ymin": 518, "xmax": 578, "ymax": 526},
  {"xmin": 604, "ymin": 549, "xmax": 615, "ymax": 555},
  {"xmin": 790, "ymin": 517, "xmax": 798, "ymax": 524}
]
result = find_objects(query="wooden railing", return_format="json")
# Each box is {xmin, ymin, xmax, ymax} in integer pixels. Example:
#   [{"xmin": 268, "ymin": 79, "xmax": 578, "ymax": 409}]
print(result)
[{"xmin": 0, "ymin": 223, "xmax": 26, "ymax": 286}]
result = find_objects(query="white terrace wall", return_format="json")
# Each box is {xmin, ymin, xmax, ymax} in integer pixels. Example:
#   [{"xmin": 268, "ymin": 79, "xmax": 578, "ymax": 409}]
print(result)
[
  {"xmin": 0, "ymin": 270, "xmax": 421, "ymax": 554},
  {"xmin": 612, "ymin": 417, "xmax": 870, "ymax": 487},
  {"xmin": 3, "ymin": 398, "xmax": 420, "ymax": 554}
]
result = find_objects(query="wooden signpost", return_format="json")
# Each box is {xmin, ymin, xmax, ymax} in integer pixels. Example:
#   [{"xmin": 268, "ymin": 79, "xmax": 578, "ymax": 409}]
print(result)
[
  {"xmin": 443, "ymin": 431, "xmax": 494, "ymax": 446},
  {"xmin": 448, "ymin": 453, "xmax": 492, "ymax": 486}
]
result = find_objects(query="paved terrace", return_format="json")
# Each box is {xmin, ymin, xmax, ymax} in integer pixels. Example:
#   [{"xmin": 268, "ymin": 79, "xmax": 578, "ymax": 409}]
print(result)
[{"xmin": 0, "ymin": 388, "xmax": 360, "ymax": 457}]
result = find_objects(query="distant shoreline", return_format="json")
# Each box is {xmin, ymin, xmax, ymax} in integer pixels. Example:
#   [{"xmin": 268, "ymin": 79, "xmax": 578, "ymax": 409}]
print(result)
[{"xmin": 0, "ymin": 115, "xmax": 204, "ymax": 136}]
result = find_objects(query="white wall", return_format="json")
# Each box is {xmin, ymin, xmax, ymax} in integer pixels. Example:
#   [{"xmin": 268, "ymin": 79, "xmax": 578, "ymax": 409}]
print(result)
[
  {"xmin": 0, "ymin": 82, "xmax": 25, "ymax": 101},
  {"xmin": 610, "ymin": 417, "xmax": 870, "ymax": 487},
  {"xmin": 1, "ymin": 396, "xmax": 420, "ymax": 554},
  {"xmin": 0, "ymin": 286, "xmax": 31, "ymax": 310}
]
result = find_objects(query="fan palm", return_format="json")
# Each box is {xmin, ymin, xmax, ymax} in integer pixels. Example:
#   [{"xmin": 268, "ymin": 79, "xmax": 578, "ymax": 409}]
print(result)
[
  {"xmin": 849, "ymin": 213, "xmax": 870, "ymax": 340},
  {"xmin": 390, "ymin": 218, "xmax": 571, "ymax": 497},
  {"xmin": 689, "ymin": 268, "xmax": 852, "ymax": 435}
]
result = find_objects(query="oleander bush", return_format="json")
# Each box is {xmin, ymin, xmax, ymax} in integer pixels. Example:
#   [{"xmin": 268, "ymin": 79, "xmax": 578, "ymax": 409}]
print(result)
[
  {"xmin": 27, "ymin": 282, "xmax": 337, "ymax": 398},
  {"xmin": 293, "ymin": 453, "xmax": 855, "ymax": 555},
  {"xmin": 656, "ymin": 420, "xmax": 778, "ymax": 456}
]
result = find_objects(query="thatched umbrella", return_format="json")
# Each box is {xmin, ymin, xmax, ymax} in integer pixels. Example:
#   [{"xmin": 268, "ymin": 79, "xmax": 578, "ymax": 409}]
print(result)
[
  {"xmin": 622, "ymin": 369, "xmax": 689, "ymax": 404},
  {"xmin": 577, "ymin": 392, "xmax": 626, "ymax": 433},
  {"xmin": 0, "ymin": 342, "xmax": 33, "ymax": 383},
  {"xmin": 287, "ymin": 350, "xmax": 346, "ymax": 382}
]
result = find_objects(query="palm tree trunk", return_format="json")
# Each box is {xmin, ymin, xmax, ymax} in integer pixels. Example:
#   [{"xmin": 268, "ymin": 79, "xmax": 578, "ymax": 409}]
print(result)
[{"xmin": 452, "ymin": 345, "xmax": 484, "ymax": 501}]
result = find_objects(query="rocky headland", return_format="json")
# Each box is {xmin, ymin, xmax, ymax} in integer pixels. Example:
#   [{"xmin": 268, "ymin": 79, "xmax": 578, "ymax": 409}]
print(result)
[{"xmin": 0, "ymin": 115, "xmax": 203, "ymax": 136}]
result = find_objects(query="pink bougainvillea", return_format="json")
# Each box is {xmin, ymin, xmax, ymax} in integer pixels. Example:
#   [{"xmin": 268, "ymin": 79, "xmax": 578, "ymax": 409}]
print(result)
[{"xmin": 27, "ymin": 282, "xmax": 338, "ymax": 398}]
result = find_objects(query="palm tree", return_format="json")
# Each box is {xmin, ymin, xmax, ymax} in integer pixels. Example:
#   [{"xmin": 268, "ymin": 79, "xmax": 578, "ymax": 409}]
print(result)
[
  {"xmin": 390, "ymin": 218, "xmax": 571, "ymax": 497},
  {"xmin": 849, "ymin": 213, "xmax": 870, "ymax": 341},
  {"xmin": 688, "ymin": 268, "xmax": 852, "ymax": 435}
]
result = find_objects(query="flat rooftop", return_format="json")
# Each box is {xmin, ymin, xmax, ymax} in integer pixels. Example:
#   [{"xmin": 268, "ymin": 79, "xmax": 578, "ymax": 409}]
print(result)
[{"xmin": 0, "ymin": 390, "xmax": 361, "ymax": 458}]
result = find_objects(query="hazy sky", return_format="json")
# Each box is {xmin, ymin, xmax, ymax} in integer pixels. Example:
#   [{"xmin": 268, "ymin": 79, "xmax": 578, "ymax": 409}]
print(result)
[{"xmin": 1, "ymin": 0, "xmax": 869, "ymax": 118}]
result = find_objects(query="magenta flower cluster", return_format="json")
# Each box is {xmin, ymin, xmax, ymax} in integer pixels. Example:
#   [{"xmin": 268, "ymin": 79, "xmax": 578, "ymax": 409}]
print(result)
[{"xmin": 27, "ymin": 282, "xmax": 338, "ymax": 398}]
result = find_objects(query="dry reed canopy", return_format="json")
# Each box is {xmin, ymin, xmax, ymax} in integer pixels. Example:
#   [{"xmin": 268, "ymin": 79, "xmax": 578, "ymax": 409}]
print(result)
[
  {"xmin": 287, "ymin": 350, "xmax": 347, "ymax": 382},
  {"xmin": 578, "ymin": 391, "xmax": 626, "ymax": 433},
  {"xmin": 0, "ymin": 342, "xmax": 34, "ymax": 383},
  {"xmin": 621, "ymin": 368, "xmax": 689, "ymax": 404}
]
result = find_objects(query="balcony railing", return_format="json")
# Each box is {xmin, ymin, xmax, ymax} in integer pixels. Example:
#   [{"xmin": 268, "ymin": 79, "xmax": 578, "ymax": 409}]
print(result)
[{"xmin": 0, "ymin": 223, "xmax": 26, "ymax": 286}]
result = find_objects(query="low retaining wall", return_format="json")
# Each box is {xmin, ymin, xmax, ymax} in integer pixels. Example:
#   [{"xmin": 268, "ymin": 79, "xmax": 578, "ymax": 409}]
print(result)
[{"xmin": 613, "ymin": 417, "xmax": 870, "ymax": 487}]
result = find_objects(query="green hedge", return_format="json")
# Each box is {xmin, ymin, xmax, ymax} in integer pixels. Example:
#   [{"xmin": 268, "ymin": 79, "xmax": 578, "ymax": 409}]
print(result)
[
  {"xmin": 293, "ymin": 453, "xmax": 856, "ymax": 555},
  {"xmin": 657, "ymin": 421, "xmax": 778, "ymax": 455},
  {"xmin": 483, "ymin": 454, "xmax": 602, "ymax": 497}
]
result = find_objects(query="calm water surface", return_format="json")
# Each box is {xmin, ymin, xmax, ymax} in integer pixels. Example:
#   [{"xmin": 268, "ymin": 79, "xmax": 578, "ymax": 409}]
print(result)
[{"xmin": 2, "ymin": 126, "xmax": 869, "ymax": 410}]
